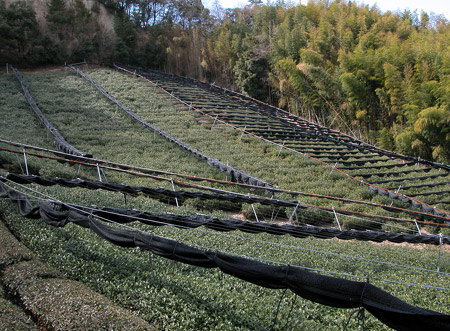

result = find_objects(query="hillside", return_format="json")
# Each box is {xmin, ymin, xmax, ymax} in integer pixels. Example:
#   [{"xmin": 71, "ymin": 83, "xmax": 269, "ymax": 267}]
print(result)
[
  {"xmin": 1, "ymin": 0, "xmax": 116, "ymax": 65},
  {"xmin": 1, "ymin": 0, "xmax": 449, "ymax": 165},
  {"xmin": 5, "ymin": 0, "xmax": 113, "ymax": 34},
  {"xmin": 0, "ymin": 65, "xmax": 449, "ymax": 329}
]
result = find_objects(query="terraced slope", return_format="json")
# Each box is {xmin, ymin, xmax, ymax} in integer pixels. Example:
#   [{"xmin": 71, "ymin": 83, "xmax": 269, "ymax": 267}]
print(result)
[
  {"xmin": 121, "ymin": 66, "xmax": 450, "ymax": 215},
  {"xmin": 1, "ymin": 68, "xmax": 449, "ymax": 330}
]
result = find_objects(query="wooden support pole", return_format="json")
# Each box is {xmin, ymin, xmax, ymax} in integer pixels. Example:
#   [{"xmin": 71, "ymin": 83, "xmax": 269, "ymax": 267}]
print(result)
[
  {"xmin": 22, "ymin": 149, "xmax": 29, "ymax": 176},
  {"xmin": 251, "ymin": 204, "xmax": 259, "ymax": 222},
  {"xmin": 288, "ymin": 201, "xmax": 301, "ymax": 224},
  {"xmin": 171, "ymin": 179, "xmax": 179, "ymax": 207},
  {"xmin": 332, "ymin": 206, "xmax": 342, "ymax": 231},
  {"xmin": 277, "ymin": 141, "xmax": 286, "ymax": 157}
]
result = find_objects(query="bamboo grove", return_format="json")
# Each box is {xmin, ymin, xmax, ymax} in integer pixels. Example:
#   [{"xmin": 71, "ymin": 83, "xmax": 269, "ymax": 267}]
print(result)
[{"xmin": 1, "ymin": 0, "xmax": 449, "ymax": 161}]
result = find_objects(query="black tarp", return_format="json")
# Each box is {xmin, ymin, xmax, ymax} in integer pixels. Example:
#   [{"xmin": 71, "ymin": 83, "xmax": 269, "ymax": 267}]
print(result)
[
  {"xmin": 1, "ymin": 182, "xmax": 449, "ymax": 331},
  {"xmin": 6, "ymin": 172, "xmax": 450, "ymax": 224},
  {"xmin": 82, "ymin": 205, "xmax": 449, "ymax": 245},
  {"xmin": 3, "ymin": 173, "xmax": 449, "ymax": 244}
]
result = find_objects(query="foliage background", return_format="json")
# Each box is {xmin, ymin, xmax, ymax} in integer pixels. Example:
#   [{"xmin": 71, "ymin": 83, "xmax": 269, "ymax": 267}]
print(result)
[{"xmin": 1, "ymin": 0, "xmax": 449, "ymax": 161}]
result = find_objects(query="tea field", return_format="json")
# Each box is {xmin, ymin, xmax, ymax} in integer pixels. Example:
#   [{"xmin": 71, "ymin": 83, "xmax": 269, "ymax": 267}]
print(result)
[{"xmin": 0, "ymin": 67, "xmax": 449, "ymax": 330}]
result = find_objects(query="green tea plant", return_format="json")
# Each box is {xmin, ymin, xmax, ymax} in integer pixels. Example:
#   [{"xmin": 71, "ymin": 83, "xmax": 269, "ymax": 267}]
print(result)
[{"xmin": 1, "ymin": 69, "xmax": 449, "ymax": 330}]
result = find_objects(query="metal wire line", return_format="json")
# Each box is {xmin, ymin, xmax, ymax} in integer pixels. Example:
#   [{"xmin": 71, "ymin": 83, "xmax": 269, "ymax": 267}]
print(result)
[
  {"xmin": 3, "ymin": 68, "xmax": 449, "ymax": 303},
  {"xmin": 5, "ymin": 181, "xmax": 450, "ymax": 293},
  {"xmin": 1, "ymin": 140, "xmax": 449, "ymax": 225},
  {"xmin": 117, "ymin": 65, "xmax": 450, "ymax": 217},
  {"xmin": 10, "ymin": 182, "xmax": 448, "ymax": 294},
  {"xmin": 1, "ymin": 179, "xmax": 378, "ymax": 252},
  {"xmin": 0, "ymin": 174, "xmax": 421, "ymax": 244},
  {"xmin": 3, "ymin": 163, "xmax": 443, "ymax": 231},
  {"xmin": 2, "ymin": 173, "xmax": 447, "ymax": 257},
  {"xmin": 0, "ymin": 140, "xmax": 268, "ymax": 188},
  {"xmin": 3, "ymin": 178, "xmax": 449, "ymax": 280},
  {"xmin": 0, "ymin": 150, "xmax": 409, "ymax": 226},
  {"xmin": 4, "ymin": 189, "xmax": 450, "ymax": 292},
  {"xmin": 180, "ymin": 238, "xmax": 450, "ymax": 292},
  {"xmin": 67, "ymin": 202, "xmax": 438, "ymax": 275}
]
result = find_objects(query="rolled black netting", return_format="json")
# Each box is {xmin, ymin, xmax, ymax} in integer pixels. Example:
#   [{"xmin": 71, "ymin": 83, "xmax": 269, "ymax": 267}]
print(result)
[
  {"xmin": 10, "ymin": 65, "xmax": 90, "ymax": 158},
  {"xmin": 80, "ymin": 205, "xmax": 449, "ymax": 245},
  {"xmin": 1, "ymin": 182, "xmax": 449, "ymax": 331},
  {"xmin": 6, "ymin": 141, "xmax": 447, "ymax": 223},
  {"xmin": 4, "ymin": 173, "xmax": 450, "ymax": 238},
  {"xmin": 68, "ymin": 65, "xmax": 271, "ymax": 188}
]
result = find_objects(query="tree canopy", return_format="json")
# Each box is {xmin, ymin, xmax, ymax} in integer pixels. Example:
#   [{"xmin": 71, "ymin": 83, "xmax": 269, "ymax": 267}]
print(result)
[{"xmin": 1, "ymin": 0, "xmax": 449, "ymax": 162}]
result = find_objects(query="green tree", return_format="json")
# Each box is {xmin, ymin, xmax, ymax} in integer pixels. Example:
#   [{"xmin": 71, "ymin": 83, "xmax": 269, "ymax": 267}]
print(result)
[
  {"xmin": 46, "ymin": 0, "xmax": 74, "ymax": 38},
  {"xmin": 70, "ymin": 34, "xmax": 94, "ymax": 62},
  {"xmin": 382, "ymin": 62, "xmax": 404, "ymax": 124},
  {"xmin": 0, "ymin": 0, "xmax": 41, "ymax": 64},
  {"xmin": 233, "ymin": 39, "xmax": 269, "ymax": 100},
  {"xmin": 114, "ymin": 14, "xmax": 137, "ymax": 50},
  {"xmin": 414, "ymin": 107, "xmax": 450, "ymax": 161}
]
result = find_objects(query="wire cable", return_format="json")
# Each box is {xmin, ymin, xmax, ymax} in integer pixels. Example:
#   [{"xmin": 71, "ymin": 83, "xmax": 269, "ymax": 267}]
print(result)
[
  {"xmin": 117, "ymin": 65, "xmax": 450, "ymax": 218},
  {"xmin": 3, "ymin": 178, "xmax": 448, "ymax": 279},
  {"xmin": 1, "ymin": 140, "xmax": 449, "ymax": 223}
]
